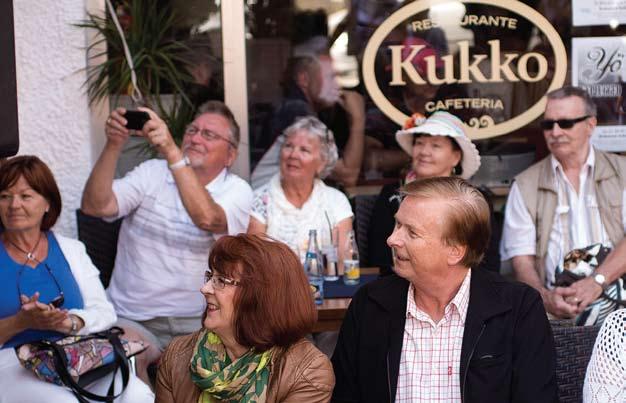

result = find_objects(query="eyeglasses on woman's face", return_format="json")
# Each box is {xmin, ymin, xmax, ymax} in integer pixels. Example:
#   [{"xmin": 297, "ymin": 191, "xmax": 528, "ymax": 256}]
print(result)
[{"xmin": 204, "ymin": 270, "xmax": 241, "ymax": 290}]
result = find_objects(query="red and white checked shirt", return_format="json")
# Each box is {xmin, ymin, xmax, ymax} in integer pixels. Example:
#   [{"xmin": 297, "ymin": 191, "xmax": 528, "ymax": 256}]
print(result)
[{"xmin": 395, "ymin": 270, "xmax": 471, "ymax": 402}]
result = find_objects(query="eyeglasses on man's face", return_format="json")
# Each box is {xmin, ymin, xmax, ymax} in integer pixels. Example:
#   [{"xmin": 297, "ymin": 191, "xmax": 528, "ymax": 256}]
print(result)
[
  {"xmin": 184, "ymin": 124, "xmax": 236, "ymax": 147},
  {"xmin": 540, "ymin": 115, "xmax": 590, "ymax": 131},
  {"xmin": 204, "ymin": 270, "xmax": 241, "ymax": 290}
]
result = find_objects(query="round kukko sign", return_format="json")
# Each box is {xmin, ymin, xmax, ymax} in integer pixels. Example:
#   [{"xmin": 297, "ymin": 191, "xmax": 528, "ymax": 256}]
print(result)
[{"xmin": 362, "ymin": 0, "xmax": 567, "ymax": 140}]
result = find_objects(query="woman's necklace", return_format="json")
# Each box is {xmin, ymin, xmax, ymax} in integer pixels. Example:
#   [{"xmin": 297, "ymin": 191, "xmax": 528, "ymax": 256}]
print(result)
[{"xmin": 4, "ymin": 232, "xmax": 44, "ymax": 264}]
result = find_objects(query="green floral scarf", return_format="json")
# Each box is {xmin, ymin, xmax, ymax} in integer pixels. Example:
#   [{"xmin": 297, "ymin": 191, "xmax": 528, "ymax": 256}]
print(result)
[{"xmin": 190, "ymin": 330, "xmax": 274, "ymax": 403}]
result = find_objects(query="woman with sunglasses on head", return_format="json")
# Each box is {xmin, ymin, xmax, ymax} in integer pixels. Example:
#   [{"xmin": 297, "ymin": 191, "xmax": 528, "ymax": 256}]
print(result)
[
  {"xmin": 247, "ymin": 116, "xmax": 353, "ymax": 265},
  {"xmin": 156, "ymin": 234, "xmax": 334, "ymax": 402},
  {"xmin": 0, "ymin": 156, "xmax": 153, "ymax": 402},
  {"xmin": 368, "ymin": 111, "xmax": 501, "ymax": 275}
]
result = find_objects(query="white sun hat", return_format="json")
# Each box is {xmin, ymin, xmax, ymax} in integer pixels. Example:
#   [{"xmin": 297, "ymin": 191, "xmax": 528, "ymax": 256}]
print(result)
[{"xmin": 395, "ymin": 111, "xmax": 481, "ymax": 179}]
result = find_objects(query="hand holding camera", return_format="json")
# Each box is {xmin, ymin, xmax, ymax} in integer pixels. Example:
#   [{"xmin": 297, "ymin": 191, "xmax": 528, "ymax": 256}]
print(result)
[
  {"xmin": 104, "ymin": 107, "xmax": 145, "ymax": 148},
  {"xmin": 105, "ymin": 107, "xmax": 178, "ymax": 160},
  {"xmin": 135, "ymin": 107, "xmax": 180, "ymax": 160}
]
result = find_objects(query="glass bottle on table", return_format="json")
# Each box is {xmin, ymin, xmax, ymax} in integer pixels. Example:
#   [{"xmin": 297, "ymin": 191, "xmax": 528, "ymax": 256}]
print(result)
[
  {"xmin": 322, "ymin": 227, "xmax": 339, "ymax": 282},
  {"xmin": 343, "ymin": 230, "xmax": 361, "ymax": 285},
  {"xmin": 303, "ymin": 229, "xmax": 324, "ymax": 305}
]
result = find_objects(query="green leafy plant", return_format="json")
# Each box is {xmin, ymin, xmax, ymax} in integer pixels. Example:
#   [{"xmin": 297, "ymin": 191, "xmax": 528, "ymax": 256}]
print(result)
[{"xmin": 76, "ymin": 0, "xmax": 194, "ymax": 143}]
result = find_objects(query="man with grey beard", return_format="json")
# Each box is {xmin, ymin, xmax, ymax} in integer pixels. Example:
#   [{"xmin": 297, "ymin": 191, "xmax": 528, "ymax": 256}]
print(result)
[
  {"xmin": 81, "ymin": 101, "xmax": 252, "ymax": 384},
  {"xmin": 501, "ymin": 86, "xmax": 626, "ymax": 323}
]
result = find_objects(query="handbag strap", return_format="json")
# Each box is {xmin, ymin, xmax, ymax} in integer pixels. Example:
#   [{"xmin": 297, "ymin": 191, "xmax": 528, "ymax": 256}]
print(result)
[{"xmin": 45, "ymin": 329, "xmax": 130, "ymax": 402}]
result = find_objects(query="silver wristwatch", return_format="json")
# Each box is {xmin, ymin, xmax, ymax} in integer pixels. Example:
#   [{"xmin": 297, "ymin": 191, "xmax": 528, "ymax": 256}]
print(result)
[
  {"xmin": 69, "ymin": 315, "xmax": 78, "ymax": 334},
  {"xmin": 168, "ymin": 156, "xmax": 190, "ymax": 171},
  {"xmin": 593, "ymin": 273, "xmax": 608, "ymax": 290}
]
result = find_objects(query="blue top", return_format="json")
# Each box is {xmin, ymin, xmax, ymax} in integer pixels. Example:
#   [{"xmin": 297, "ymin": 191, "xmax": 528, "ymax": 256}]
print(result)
[{"xmin": 0, "ymin": 231, "xmax": 84, "ymax": 349}]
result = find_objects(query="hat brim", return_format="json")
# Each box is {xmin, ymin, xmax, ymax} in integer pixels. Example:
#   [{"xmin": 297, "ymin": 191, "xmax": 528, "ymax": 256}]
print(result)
[{"xmin": 395, "ymin": 123, "xmax": 481, "ymax": 179}]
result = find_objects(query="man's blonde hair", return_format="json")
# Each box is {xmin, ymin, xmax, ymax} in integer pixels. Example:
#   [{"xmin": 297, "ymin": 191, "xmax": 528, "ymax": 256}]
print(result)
[{"xmin": 400, "ymin": 177, "xmax": 490, "ymax": 268}]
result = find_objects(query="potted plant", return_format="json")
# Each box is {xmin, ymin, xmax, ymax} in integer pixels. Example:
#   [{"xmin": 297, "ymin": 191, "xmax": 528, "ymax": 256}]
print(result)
[{"xmin": 77, "ymin": 0, "xmax": 194, "ymax": 144}]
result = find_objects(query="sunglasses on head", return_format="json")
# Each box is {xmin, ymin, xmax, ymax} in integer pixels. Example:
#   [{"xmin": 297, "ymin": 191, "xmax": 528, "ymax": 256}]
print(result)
[{"xmin": 540, "ymin": 115, "xmax": 590, "ymax": 131}]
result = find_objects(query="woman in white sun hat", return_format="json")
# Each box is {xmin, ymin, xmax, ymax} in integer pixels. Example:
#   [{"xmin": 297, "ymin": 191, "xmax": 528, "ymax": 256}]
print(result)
[{"xmin": 367, "ymin": 111, "xmax": 500, "ymax": 275}]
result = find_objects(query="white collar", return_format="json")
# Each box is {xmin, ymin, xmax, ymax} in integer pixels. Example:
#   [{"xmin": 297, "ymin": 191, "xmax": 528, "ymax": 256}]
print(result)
[
  {"xmin": 270, "ymin": 174, "xmax": 324, "ymax": 211},
  {"xmin": 550, "ymin": 146, "xmax": 595, "ymax": 177},
  {"xmin": 406, "ymin": 269, "xmax": 472, "ymax": 325}
]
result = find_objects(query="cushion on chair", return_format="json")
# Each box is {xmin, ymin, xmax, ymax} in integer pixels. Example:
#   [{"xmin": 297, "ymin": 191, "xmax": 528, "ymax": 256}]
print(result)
[
  {"xmin": 352, "ymin": 194, "xmax": 378, "ymax": 267},
  {"xmin": 75, "ymin": 210, "xmax": 122, "ymax": 288}
]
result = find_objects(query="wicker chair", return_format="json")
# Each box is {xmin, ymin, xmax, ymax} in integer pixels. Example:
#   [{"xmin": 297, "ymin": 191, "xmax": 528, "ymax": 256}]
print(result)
[
  {"xmin": 551, "ymin": 321, "xmax": 601, "ymax": 403},
  {"xmin": 75, "ymin": 210, "xmax": 122, "ymax": 288}
]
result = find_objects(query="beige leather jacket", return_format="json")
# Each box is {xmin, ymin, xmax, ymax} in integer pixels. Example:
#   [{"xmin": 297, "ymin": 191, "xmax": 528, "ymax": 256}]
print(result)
[{"xmin": 155, "ymin": 331, "xmax": 335, "ymax": 403}]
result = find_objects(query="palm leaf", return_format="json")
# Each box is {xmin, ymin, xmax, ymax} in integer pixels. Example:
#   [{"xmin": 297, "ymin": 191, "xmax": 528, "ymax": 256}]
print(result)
[{"xmin": 75, "ymin": 0, "xmax": 195, "ymax": 144}]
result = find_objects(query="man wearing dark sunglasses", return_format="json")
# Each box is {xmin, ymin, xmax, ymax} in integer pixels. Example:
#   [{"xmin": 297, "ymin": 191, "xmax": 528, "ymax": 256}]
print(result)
[{"xmin": 501, "ymin": 86, "xmax": 626, "ymax": 324}]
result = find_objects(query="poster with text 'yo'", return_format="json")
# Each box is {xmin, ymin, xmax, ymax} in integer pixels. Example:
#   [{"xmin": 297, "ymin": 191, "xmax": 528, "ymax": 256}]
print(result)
[{"xmin": 572, "ymin": 37, "xmax": 626, "ymax": 151}]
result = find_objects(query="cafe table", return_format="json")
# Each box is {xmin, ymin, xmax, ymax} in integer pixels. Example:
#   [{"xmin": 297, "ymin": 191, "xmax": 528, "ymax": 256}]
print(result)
[{"xmin": 314, "ymin": 267, "xmax": 379, "ymax": 333}]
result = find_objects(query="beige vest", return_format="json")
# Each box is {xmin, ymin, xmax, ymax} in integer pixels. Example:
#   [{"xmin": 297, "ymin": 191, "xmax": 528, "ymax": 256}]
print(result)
[{"xmin": 515, "ymin": 149, "xmax": 626, "ymax": 281}]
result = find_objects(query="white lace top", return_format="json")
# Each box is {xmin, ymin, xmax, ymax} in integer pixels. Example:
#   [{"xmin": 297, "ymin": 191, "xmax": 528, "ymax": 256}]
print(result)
[
  {"xmin": 250, "ymin": 174, "xmax": 353, "ymax": 256},
  {"xmin": 583, "ymin": 309, "xmax": 626, "ymax": 402}
]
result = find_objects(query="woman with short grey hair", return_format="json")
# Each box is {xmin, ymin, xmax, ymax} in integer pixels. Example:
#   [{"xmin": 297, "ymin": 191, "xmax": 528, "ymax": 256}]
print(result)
[
  {"xmin": 248, "ymin": 116, "xmax": 353, "ymax": 264},
  {"xmin": 282, "ymin": 116, "xmax": 339, "ymax": 179}
]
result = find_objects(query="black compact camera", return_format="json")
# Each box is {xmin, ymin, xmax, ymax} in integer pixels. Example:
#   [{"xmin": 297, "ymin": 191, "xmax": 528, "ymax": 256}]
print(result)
[{"xmin": 124, "ymin": 110, "xmax": 150, "ymax": 130}]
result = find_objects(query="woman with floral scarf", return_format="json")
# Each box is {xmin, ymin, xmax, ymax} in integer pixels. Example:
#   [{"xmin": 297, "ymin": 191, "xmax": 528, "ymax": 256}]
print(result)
[{"xmin": 155, "ymin": 234, "xmax": 334, "ymax": 403}]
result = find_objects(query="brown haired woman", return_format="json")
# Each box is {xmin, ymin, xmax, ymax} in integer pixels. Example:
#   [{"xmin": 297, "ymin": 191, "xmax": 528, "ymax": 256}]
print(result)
[
  {"xmin": 0, "ymin": 156, "xmax": 153, "ymax": 402},
  {"xmin": 155, "ymin": 234, "xmax": 334, "ymax": 402}
]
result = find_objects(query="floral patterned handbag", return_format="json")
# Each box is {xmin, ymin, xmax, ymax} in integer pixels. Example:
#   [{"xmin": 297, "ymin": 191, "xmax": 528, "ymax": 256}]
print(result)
[{"xmin": 16, "ymin": 327, "xmax": 147, "ymax": 403}]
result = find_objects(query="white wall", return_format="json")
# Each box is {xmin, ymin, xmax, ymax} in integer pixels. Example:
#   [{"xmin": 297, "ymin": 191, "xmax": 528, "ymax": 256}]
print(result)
[{"xmin": 13, "ymin": 0, "xmax": 94, "ymax": 237}]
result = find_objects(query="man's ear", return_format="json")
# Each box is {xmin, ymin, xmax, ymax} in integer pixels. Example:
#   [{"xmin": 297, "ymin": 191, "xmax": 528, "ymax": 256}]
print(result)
[
  {"xmin": 225, "ymin": 146, "xmax": 238, "ymax": 168},
  {"xmin": 586, "ymin": 116, "xmax": 597, "ymax": 137},
  {"xmin": 296, "ymin": 70, "xmax": 310, "ymax": 89},
  {"xmin": 447, "ymin": 243, "xmax": 467, "ymax": 267}
]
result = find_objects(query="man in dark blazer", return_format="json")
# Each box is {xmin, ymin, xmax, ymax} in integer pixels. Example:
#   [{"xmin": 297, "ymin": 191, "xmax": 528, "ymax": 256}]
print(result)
[{"xmin": 332, "ymin": 177, "xmax": 557, "ymax": 402}]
